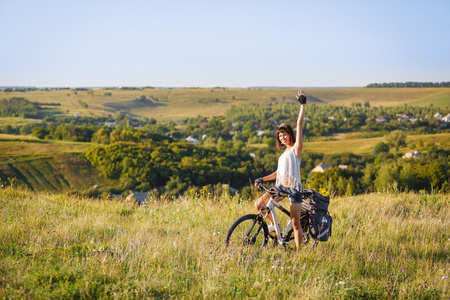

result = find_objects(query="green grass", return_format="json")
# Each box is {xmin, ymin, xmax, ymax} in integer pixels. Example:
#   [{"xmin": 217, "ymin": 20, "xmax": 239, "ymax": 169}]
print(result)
[
  {"xmin": 0, "ymin": 187, "xmax": 448, "ymax": 299},
  {"xmin": 0, "ymin": 117, "xmax": 42, "ymax": 126},
  {"xmin": 3, "ymin": 87, "xmax": 450, "ymax": 121},
  {"xmin": 305, "ymin": 132, "xmax": 450, "ymax": 155},
  {"xmin": 0, "ymin": 136, "xmax": 117, "ymax": 192},
  {"xmin": 408, "ymin": 89, "xmax": 450, "ymax": 107}
]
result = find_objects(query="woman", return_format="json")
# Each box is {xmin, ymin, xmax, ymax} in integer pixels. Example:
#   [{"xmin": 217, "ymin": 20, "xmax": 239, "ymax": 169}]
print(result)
[{"xmin": 254, "ymin": 89, "xmax": 306, "ymax": 250}]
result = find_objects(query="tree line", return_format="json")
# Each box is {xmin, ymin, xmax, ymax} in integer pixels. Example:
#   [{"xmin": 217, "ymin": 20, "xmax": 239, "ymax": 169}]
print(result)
[
  {"xmin": 366, "ymin": 82, "xmax": 450, "ymax": 88},
  {"xmin": 84, "ymin": 136, "xmax": 449, "ymax": 197}
]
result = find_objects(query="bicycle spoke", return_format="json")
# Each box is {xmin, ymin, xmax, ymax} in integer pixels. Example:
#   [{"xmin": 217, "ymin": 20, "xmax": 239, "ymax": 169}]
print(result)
[{"xmin": 225, "ymin": 214, "xmax": 268, "ymax": 258}]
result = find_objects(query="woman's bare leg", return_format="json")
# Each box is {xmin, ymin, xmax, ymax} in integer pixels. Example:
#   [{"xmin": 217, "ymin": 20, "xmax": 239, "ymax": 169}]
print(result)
[
  {"xmin": 290, "ymin": 202, "xmax": 304, "ymax": 249},
  {"xmin": 254, "ymin": 192, "xmax": 282, "ymax": 224}
]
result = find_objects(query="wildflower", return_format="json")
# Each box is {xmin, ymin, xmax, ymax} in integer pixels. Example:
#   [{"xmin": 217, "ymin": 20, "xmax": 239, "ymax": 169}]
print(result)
[
  {"xmin": 442, "ymin": 276, "xmax": 448, "ymax": 280},
  {"xmin": 339, "ymin": 281, "xmax": 346, "ymax": 285}
]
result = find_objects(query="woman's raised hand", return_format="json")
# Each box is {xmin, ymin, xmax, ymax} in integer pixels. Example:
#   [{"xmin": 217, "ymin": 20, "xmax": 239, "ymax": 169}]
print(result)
[{"xmin": 296, "ymin": 90, "xmax": 307, "ymax": 104}]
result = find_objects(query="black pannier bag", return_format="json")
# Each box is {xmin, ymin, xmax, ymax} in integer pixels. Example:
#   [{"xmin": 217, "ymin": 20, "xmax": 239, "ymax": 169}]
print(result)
[
  {"xmin": 302, "ymin": 189, "xmax": 330, "ymax": 211},
  {"xmin": 302, "ymin": 189, "xmax": 332, "ymax": 242},
  {"xmin": 309, "ymin": 209, "xmax": 332, "ymax": 241}
]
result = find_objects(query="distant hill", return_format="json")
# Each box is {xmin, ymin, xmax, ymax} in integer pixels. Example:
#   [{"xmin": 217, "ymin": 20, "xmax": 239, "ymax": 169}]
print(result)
[
  {"xmin": 0, "ymin": 137, "xmax": 118, "ymax": 193},
  {"xmin": 1, "ymin": 87, "xmax": 449, "ymax": 122}
]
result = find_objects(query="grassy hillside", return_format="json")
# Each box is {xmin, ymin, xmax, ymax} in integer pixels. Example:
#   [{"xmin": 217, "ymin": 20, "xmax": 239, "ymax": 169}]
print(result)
[
  {"xmin": 1, "ymin": 187, "xmax": 448, "ymax": 299},
  {"xmin": 304, "ymin": 132, "xmax": 450, "ymax": 155},
  {"xmin": 0, "ymin": 136, "xmax": 118, "ymax": 192},
  {"xmin": 2, "ymin": 87, "xmax": 449, "ymax": 121}
]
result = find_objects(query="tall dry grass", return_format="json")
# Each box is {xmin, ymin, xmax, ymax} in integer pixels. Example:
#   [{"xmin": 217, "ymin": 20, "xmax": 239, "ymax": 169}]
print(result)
[{"xmin": 0, "ymin": 186, "xmax": 448, "ymax": 299}]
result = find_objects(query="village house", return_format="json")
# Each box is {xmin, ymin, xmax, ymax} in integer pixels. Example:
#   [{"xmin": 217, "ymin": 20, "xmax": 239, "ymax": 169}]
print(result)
[
  {"xmin": 402, "ymin": 151, "xmax": 422, "ymax": 158},
  {"xmin": 185, "ymin": 136, "xmax": 198, "ymax": 144},
  {"xmin": 434, "ymin": 112, "xmax": 443, "ymax": 120},
  {"xmin": 442, "ymin": 113, "xmax": 450, "ymax": 123},
  {"xmin": 105, "ymin": 122, "xmax": 118, "ymax": 127},
  {"xmin": 256, "ymin": 130, "xmax": 265, "ymax": 136},
  {"xmin": 399, "ymin": 112, "xmax": 417, "ymax": 124},
  {"xmin": 375, "ymin": 116, "xmax": 387, "ymax": 123},
  {"xmin": 311, "ymin": 163, "xmax": 331, "ymax": 173}
]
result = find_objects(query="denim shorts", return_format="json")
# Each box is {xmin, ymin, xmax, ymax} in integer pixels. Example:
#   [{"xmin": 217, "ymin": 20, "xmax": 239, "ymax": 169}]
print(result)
[{"xmin": 275, "ymin": 185, "xmax": 303, "ymax": 204}]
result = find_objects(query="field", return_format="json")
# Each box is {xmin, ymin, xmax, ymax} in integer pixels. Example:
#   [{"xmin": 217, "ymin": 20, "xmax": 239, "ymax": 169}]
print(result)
[
  {"xmin": 0, "ymin": 136, "xmax": 117, "ymax": 192},
  {"xmin": 3, "ymin": 87, "xmax": 450, "ymax": 122},
  {"xmin": 303, "ymin": 132, "xmax": 450, "ymax": 155},
  {"xmin": 0, "ymin": 186, "xmax": 448, "ymax": 299}
]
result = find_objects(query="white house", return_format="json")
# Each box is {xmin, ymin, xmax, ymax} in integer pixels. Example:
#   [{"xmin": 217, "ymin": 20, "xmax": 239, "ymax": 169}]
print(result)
[
  {"xmin": 105, "ymin": 122, "xmax": 118, "ymax": 127},
  {"xmin": 311, "ymin": 163, "xmax": 331, "ymax": 173},
  {"xmin": 186, "ymin": 136, "xmax": 198, "ymax": 144},
  {"xmin": 442, "ymin": 113, "xmax": 450, "ymax": 122},
  {"xmin": 375, "ymin": 116, "xmax": 387, "ymax": 123},
  {"xmin": 434, "ymin": 113, "xmax": 443, "ymax": 120},
  {"xmin": 399, "ymin": 113, "xmax": 417, "ymax": 124},
  {"xmin": 402, "ymin": 151, "xmax": 422, "ymax": 158}
]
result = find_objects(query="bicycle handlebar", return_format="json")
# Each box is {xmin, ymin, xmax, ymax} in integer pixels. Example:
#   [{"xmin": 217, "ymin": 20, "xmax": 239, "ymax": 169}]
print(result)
[{"xmin": 257, "ymin": 183, "xmax": 284, "ymax": 198}]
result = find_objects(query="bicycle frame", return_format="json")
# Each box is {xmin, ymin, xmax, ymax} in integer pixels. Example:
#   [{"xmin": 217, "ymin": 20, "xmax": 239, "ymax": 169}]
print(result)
[{"xmin": 259, "ymin": 194, "xmax": 294, "ymax": 246}]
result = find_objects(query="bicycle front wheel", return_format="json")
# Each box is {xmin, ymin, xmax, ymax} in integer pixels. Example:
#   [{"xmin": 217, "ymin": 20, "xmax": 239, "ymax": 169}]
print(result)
[{"xmin": 225, "ymin": 214, "xmax": 269, "ymax": 257}]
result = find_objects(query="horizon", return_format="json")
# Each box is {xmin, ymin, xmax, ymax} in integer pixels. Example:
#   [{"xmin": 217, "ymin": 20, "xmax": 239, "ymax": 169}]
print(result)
[{"xmin": 0, "ymin": 85, "xmax": 364, "ymax": 89}]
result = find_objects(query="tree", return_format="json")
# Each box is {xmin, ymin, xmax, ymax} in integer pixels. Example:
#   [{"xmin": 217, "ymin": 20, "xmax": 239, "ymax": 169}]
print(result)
[
  {"xmin": 385, "ymin": 130, "xmax": 407, "ymax": 151},
  {"xmin": 373, "ymin": 142, "xmax": 390, "ymax": 156},
  {"xmin": 2, "ymin": 125, "xmax": 13, "ymax": 134},
  {"xmin": 31, "ymin": 127, "xmax": 47, "ymax": 139}
]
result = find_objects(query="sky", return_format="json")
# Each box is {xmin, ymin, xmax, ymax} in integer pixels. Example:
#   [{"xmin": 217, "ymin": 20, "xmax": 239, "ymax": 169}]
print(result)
[{"xmin": 1, "ymin": 0, "xmax": 449, "ymax": 88}]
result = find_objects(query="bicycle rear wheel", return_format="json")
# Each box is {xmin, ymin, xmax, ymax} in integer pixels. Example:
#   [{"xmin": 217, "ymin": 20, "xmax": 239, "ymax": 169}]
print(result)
[
  {"xmin": 225, "ymin": 214, "xmax": 269, "ymax": 257},
  {"xmin": 283, "ymin": 212, "xmax": 311, "ymax": 248}
]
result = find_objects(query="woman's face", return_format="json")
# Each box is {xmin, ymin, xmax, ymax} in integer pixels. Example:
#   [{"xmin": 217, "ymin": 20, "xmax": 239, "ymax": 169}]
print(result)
[{"xmin": 278, "ymin": 131, "xmax": 291, "ymax": 146}]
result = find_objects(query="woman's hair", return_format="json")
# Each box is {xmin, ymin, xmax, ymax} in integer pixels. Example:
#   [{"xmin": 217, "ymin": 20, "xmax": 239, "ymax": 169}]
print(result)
[{"xmin": 276, "ymin": 124, "xmax": 296, "ymax": 150}]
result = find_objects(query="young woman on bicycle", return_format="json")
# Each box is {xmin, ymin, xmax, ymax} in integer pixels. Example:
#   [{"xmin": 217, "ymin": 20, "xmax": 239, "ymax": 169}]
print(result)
[{"xmin": 254, "ymin": 90, "xmax": 306, "ymax": 250}]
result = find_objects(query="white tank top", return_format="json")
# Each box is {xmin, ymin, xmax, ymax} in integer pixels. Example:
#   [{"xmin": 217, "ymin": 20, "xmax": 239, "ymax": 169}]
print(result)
[{"xmin": 275, "ymin": 147, "xmax": 302, "ymax": 191}]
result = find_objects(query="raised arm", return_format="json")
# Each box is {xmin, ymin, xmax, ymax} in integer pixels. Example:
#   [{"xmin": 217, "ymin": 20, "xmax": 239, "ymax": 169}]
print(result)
[{"xmin": 293, "ymin": 90, "xmax": 306, "ymax": 159}]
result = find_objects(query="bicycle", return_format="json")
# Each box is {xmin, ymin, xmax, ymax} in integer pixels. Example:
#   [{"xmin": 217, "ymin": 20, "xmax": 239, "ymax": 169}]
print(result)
[{"xmin": 224, "ymin": 183, "xmax": 317, "ymax": 257}]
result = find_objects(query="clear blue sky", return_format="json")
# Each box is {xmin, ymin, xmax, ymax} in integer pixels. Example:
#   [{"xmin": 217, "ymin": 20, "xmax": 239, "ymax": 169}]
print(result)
[{"xmin": 1, "ymin": 0, "xmax": 449, "ymax": 88}]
